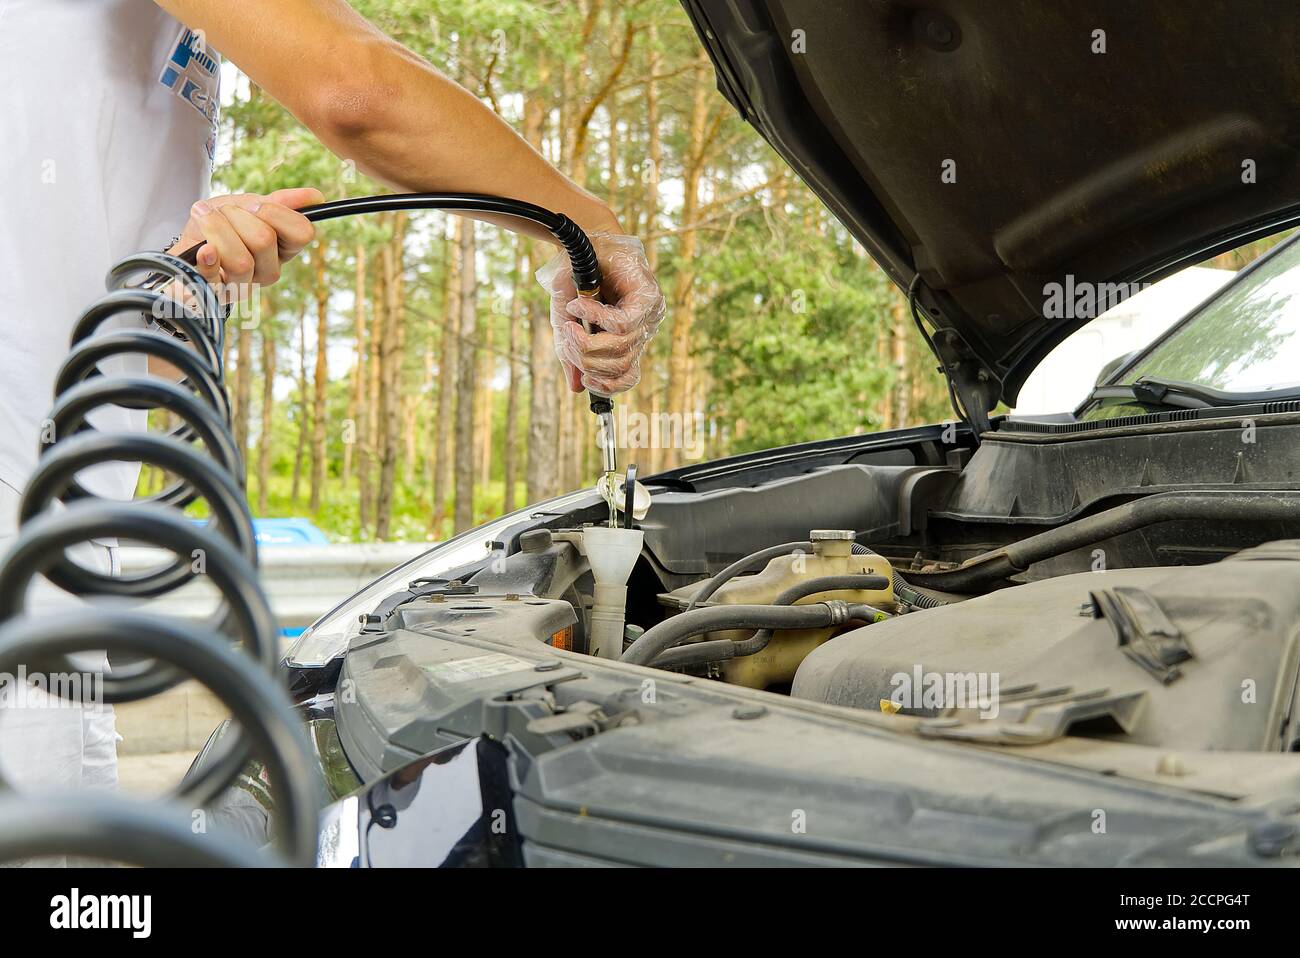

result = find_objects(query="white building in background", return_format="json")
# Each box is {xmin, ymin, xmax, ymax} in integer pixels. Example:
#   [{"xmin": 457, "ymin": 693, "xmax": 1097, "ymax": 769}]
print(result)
[{"xmin": 1012, "ymin": 266, "xmax": 1237, "ymax": 416}]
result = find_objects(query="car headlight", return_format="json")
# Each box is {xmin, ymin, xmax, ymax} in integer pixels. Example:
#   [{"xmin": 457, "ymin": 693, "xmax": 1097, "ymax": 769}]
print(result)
[
  {"xmin": 316, "ymin": 795, "xmax": 362, "ymax": 868},
  {"xmin": 284, "ymin": 492, "xmax": 594, "ymax": 668}
]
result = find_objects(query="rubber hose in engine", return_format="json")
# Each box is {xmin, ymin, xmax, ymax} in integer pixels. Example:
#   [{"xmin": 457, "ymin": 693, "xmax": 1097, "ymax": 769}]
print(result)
[
  {"xmin": 650, "ymin": 573, "xmax": 890, "ymax": 671},
  {"xmin": 891, "ymin": 573, "xmax": 951, "ymax": 610},
  {"xmin": 901, "ymin": 490, "xmax": 1300, "ymax": 593},
  {"xmin": 685, "ymin": 539, "xmax": 875, "ymax": 612},
  {"xmin": 621, "ymin": 599, "xmax": 884, "ymax": 667},
  {"xmin": 0, "ymin": 249, "xmax": 317, "ymax": 867}
]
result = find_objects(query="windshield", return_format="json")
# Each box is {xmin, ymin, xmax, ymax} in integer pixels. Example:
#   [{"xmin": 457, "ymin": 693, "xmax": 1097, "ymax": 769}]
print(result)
[{"xmin": 1106, "ymin": 235, "xmax": 1300, "ymax": 396}]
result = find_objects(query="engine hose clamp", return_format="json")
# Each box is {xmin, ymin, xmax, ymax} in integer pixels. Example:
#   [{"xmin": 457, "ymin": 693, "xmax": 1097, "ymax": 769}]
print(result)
[{"xmin": 820, "ymin": 600, "xmax": 851, "ymax": 625}]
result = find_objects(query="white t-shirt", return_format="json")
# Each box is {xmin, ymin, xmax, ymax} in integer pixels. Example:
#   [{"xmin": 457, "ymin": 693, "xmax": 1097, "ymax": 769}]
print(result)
[{"xmin": 0, "ymin": 0, "xmax": 217, "ymax": 505}]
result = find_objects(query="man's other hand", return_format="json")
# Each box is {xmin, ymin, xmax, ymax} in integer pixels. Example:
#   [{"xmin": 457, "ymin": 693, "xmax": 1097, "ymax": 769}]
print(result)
[{"xmin": 537, "ymin": 233, "xmax": 666, "ymax": 396}]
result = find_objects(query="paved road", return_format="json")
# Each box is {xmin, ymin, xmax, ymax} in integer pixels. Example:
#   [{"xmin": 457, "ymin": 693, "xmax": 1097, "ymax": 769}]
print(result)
[{"xmin": 117, "ymin": 751, "xmax": 197, "ymax": 796}]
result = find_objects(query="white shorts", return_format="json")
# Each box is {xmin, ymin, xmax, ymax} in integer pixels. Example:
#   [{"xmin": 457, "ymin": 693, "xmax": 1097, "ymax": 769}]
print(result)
[{"xmin": 0, "ymin": 480, "xmax": 120, "ymax": 866}]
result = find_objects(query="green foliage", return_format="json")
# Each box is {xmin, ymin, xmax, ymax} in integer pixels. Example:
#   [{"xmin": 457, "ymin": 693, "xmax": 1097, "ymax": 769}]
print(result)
[
  {"xmin": 211, "ymin": 0, "xmax": 951, "ymax": 540},
  {"xmin": 697, "ymin": 215, "xmax": 894, "ymax": 453}
]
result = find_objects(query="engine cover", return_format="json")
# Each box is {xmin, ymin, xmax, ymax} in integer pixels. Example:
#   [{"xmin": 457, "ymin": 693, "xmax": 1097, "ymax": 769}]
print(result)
[{"xmin": 791, "ymin": 541, "xmax": 1300, "ymax": 751}]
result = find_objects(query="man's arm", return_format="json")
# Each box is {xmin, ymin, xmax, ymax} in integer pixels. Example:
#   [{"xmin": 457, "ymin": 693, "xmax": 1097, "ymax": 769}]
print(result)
[
  {"xmin": 155, "ymin": 0, "xmax": 621, "ymax": 239},
  {"xmin": 157, "ymin": 0, "xmax": 664, "ymax": 396}
]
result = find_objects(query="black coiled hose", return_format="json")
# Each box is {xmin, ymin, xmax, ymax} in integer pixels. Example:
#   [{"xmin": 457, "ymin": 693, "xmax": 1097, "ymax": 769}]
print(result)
[
  {"xmin": 0, "ymin": 245, "xmax": 317, "ymax": 866},
  {"xmin": 0, "ymin": 192, "xmax": 607, "ymax": 867},
  {"xmin": 315, "ymin": 194, "xmax": 608, "ymax": 414},
  {"xmin": 176, "ymin": 192, "xmax": 609, "ymax": 414},
  {"xmin": 288, "ymin": 193, "xmax": 602, "ymax": 291}
]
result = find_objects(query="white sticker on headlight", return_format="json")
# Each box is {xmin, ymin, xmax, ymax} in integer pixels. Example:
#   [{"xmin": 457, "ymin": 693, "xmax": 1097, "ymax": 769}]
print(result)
[{"xmin": 422, "ymin": 653, "xmax": 534, "ymax": 684}]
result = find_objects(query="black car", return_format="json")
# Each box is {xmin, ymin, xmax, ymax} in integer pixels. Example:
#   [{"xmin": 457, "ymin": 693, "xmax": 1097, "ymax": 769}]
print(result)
[{"xmin": 195, "ymin": 1, "xmax": 1300, "ymax": 867}]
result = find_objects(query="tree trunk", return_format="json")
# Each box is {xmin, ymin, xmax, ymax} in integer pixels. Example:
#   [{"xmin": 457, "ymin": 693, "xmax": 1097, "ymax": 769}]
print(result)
[
  {"xmin": 374, "ymin": 217, "xmax": 404, "ymax": 539},
  {"xmin": 432, "ymin": 220, "xmax": 461, "ymax": 538},
  {"xmin": 524, "ymin": 56, "xmax": 560, "ymax": 505},
  {"xmin": 478, "ymin": 299, "xmax": 494, "ymax": 492},
  {"xmin": 309, "ymin": 251, "xmax": 329, "ymax": 514},
  {"xmin": 364, "ymin": 252, "xmax": 384, "ymax": 535},
  {"xmin": 453, "ymin": 221, "xmax": 479, "ymax": 533},
  {"xmin": 390, "ymin": 219, "xmax": 411, "ymax": 488},
  {"xmin": 664, "ymin": 51, "xmax": 713, "ymax": 469},
  {"xmin": 554, "ymin": 2, "xmax": 620, "ymax": 493},
  {"xmin": 641, "ymin": 20, "xmax": 663, "ymax": 473},
  {"xmin": 502, "ymin": 242, "xmax": 525, "ymax": 514},
  {"xmin": 567, "ymin": 394, "xmax": 586, "ymax": 491},
  {"xmin": 290, "ymin": 306, "xmax": 310, "ymax": 506},
  {"xmin": 402, "ymin": 396, "xmax": 417, "ymax": 486},
  {"xmin": 233, "ymin": 320, "xmax": 253, "ymax": 458},
  {"xmin": 423, "ymin": 238, "xmax": 450, "ymax": 492},
  {"xmin": 890, "ymin": 293, "xmax": 911, "ymax": 428},
  {"xmin": 344, "ymin": 244, "xmax": 367, "ymax": 489},
  {"xmin": 558, "ymin": 21, "xmax": 581, "ymax": 497},
  {"xmin": 256, "ymin": 308, "xmax": 276, "ymax": 516},
  {"xmin": 557, "ymin": 391, "xmax": 574, "ymax": 492}
]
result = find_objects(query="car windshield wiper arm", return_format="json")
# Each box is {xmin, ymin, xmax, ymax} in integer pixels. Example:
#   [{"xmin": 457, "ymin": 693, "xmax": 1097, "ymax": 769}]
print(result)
[{"xmin": 1086, "ymin": 376, "xmax": 1287, "ymax": 411}]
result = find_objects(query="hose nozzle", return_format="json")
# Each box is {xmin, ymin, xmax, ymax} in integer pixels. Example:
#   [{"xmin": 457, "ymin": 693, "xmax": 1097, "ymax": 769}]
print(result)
[{"xmin": 595, "ymin": 404, "xmax": 618, "ymax": 528}]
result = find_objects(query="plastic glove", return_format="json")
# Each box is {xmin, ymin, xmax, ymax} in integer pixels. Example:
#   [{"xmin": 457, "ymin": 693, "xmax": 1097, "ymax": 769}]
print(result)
[{"xmin": 536, "ymin": 233, "xmax": 665, "ymax": 396}]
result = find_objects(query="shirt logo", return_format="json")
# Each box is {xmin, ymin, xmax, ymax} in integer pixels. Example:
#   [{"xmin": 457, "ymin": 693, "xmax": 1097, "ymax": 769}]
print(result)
[{"xmin": 159, "ymin": 28, "xmax": 220, "ymax": 160}]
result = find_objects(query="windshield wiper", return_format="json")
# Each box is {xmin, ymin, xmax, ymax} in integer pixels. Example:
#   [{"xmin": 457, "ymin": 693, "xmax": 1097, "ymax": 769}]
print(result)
[{"xmin": 1085, "ymin": 376, "xmax": 1289, "ymax": 412}]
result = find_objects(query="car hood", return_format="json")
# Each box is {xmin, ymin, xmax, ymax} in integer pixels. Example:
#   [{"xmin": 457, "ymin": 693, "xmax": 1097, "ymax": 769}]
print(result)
[{"xmin": 682, "ymin": 0, "xmax": 1300, "ymax": 417}]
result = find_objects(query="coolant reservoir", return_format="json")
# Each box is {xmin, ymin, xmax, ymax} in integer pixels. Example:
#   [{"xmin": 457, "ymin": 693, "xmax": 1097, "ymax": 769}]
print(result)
[{"xmin": 667, "ymin": 530, "xmax": 895, "ymax": 690}]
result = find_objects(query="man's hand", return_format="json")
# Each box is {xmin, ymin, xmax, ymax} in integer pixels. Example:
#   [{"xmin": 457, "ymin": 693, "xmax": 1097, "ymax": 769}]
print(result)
[
  {"xmin": 537, "ymin": 234, "xmax": 666, "ymax": 396},
  {"xmin": 166, "ymin": 188, "xmax": 322, "ymax": 301}
]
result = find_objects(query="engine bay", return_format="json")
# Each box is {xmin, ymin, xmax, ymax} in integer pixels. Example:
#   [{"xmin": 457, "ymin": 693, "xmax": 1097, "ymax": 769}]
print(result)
[{"xmin": 328, "ymin": 407, "xmax": 1300, "ymax": 782}]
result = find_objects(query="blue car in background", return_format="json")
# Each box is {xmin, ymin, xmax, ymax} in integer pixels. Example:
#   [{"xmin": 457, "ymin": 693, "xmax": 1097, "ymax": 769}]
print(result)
[{"xmin": 253, "ymin": 518, "xmax": 331, "ymax": 548}]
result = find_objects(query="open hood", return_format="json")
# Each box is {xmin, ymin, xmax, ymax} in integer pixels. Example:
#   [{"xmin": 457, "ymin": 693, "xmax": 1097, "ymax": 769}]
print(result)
[{"xmin": 682, "ymin": 1, "xmax": 1300, "ymax": 426}]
